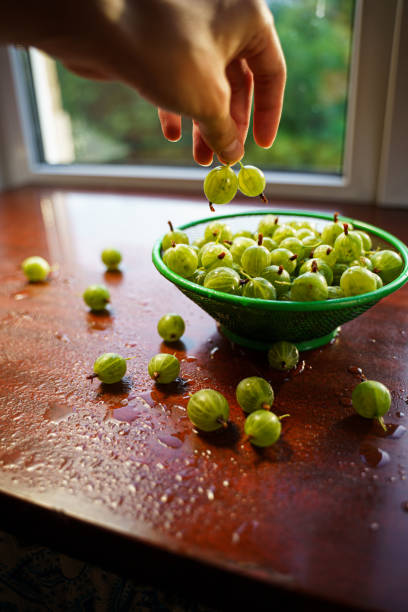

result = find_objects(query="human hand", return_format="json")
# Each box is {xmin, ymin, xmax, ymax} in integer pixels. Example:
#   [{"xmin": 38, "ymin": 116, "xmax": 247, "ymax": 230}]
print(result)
[
  {"xmin": 3, "ymin": 0, "xmax": 286, "ymax": 166},
  {"xmin": 113, "ymin": 0, "xmax": 286, "ymax": 165}
]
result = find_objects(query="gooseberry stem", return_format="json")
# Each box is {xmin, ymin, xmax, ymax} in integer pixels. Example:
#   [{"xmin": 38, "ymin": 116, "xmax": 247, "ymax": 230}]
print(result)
[
  {"xmin": 168, "ymin": 220, "xmax": 174, "ymax": 232},
  {"xmin": 279, "ymin": 414, "xmax": 290, "ymax": 420},
  {"xmin": 378, "ymin": 416, "xmax": 387, "ymax": 432},
  {"xmin": 216, "ymin": 417, "xmax": 228, "ymax": 429},
  {"xmin": 209, "ymin": 202, "xmax": 215, "ymax": 212},
  {"xmin": 86, "ymin": 373, "xmax": 98, "ymax": 381},
  {"xmin": 261, "ymin": 403, "xmax": 271, "ymax": 411},
  {"xmin": 258, "ymin": 233, "xmax": 263, "ymax": 246},
  {"xmin": 153, "ymin": 371, "xmax": 160, "ymax": 380},
  {"xmin": 259, "ymin": 193, "xmax": 268, "ymax": 203},
  {"xmin": 343, "ymin": 223, "xmax": 349, "ymax": 235}
]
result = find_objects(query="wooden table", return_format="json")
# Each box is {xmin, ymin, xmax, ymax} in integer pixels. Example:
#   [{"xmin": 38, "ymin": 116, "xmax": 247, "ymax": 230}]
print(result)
[{"xmin": 0, "ymin": 187, "xmax": 407, "ymax": 611}]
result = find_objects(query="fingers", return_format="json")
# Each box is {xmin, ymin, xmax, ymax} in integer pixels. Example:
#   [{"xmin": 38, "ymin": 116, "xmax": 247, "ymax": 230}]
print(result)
[
  {"xmin": 226, "ymin": 58, "xmax": 253, "ymax": 145},
  {"xmin": 158, "ymin": 108, "xmax": 182, "ymax": 142},
  {"xmin": 246, "ymin": 24, "xmax": 286, "ymax": 148},
  {"xmin": 193, "ymin": 121, "xmax": 213, "ymax": 166}
]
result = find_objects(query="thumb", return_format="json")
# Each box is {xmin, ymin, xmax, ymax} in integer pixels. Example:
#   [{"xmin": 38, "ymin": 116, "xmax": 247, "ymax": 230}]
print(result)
[{"xmin": 196, "ymin": 83, "xmax": 244, "ymax": 164}]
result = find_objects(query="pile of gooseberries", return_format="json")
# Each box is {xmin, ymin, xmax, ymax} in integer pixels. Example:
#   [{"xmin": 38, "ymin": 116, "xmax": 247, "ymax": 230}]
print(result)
[{"xmin": 161, "ymin": 214, "xmax": 404, "ymax": 302}]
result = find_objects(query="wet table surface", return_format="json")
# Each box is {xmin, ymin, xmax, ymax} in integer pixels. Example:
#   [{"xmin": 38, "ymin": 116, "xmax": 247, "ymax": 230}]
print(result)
[{"xmin": 0, "ymin": 187, "xmax": 408, "ymax": 611}]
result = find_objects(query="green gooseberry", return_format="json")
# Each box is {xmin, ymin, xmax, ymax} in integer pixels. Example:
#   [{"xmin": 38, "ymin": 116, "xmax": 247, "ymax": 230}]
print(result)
[
  {"xmin": 189, "ymin": 269, "xmax": 206, "ymax": 286},
  {"xmin": 162, "ymin": 221, "xmax": 189, "ymax": 251},
  {"xmin": 244, "ymin": 410, "xmax": 288, "ymax": 447},
  {"xmin": 267, "ymin": 341, "xmax": 299, "ymax": 371},
  {"xmin": 187, "ymin": 389, "xmax": 229, "ymax": 431},
  {"xmin": 312, "ymin": 244, "xmax": 338, "ymax": 267},
  {"xmin": 157, "ymin": 313, "xmax": 185, "ymax": 342},
  {"xmin": 241, "ymin": 277, "xmax": 277, "ymax": 300},
  {"xmin": 370, "ymin": 250, "xmax": 403, "ymax": 284},
  {"xmin": 257, "ymin": 215, "xmax": 279, "ymax": 237},
  {"xmin": 332, "ymin": 263, "xmax": 349, "ymax": 285},
  {"xmin": 273, "ymin": 225, "xmax": 297, "ymax": 244},
  {"xmin": 261, "ymin": 236, "xmax": 278, "ymax": 252},
  {"xmin": 355, "ymin": 230, "xmax": 372, "ymax": 251},
  {"xmin": 163, "ymin": 244, "xmax": 198, "ymax": 278},
  {"xmin": 340, "ymin": 266, "xmax": 377, "ymax": 297},
  {"xmin": 241, "ymin": 242, "xmax": 270, "ymax": 276},
  {"xmin": 21, "ymin": 256, "xmax": 50, "ymax": 282},
  {"xmin": 237, "ymin": 163, "xmax": 266, "ymax": 197},
  {"xmin": 327, "ymin": 286, "xmax": 344, "ymax": 299},
  {"xmin": 296, "ymin": 228, "xmax": 315, "ymax": 241},
  {"xmin": 89, "ymin": 352, "xmax": 127, "ymax": 384},
  {"xmin": 204, "ymin": 266, "xmax": 240, "ymax": 294},
  {"xmin": 261, "ymin": 265, "xmax": 292, "ymax": 297},
  {"xmin": 269, "ymin": 248, "xmax": 298, "ymax": 274},
  {"xmin": 299, "ymin": 258, "xmax": 333, "ymax": 285},
  {"xmin": 290, "ymin": 271, "xmax": 328, "ymax": 301},
  {"xmin": 203, "ymin": 165, "xmax": 238, "ymax": 205},
  {"xmin": 83, "ymin": 284, "xmax": 110, "ymax": 311},
  {"xmin": 333, "ymin": 224, "xmax": 363, "ymax": 262},
  {"xmin": 280, "ymin": 237, "xmax": 305, "ymax": 259},
  {"xmin": 350, "ymin": 256, "xmax": 373, "ymax": 271},
  {"xmin": 148, "ymin": 353, "xmax": 180, "ymax": 383},
  {"xmin": 201, "ymin": 243, "xmax": 233, "ymax": 270},
  {"xmin": 101, "ymin": 248, "xmax": 122, "ymax": 271},
  {"xmin": 236, "ymin": 376, "xmax": 274, "ymax": 413},
  {"xmin": 320, "ymin": 214, "xmax": 344, "ymax": 245},
  {"xmin": 204, "ymin": 221, "xmax": 233, "ymax": 243},
  {"xmin": 352, "ymin": 380, "xmax": 391, "ymax": 431},
  {"xmin": 230, "ymin": 237, "xmax": 256, "ymax": 264}
]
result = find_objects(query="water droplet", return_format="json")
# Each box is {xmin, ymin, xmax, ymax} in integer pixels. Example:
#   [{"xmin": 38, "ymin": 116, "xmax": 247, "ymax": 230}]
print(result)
[
  {"xmin": 210, "ymin": 347, "xmax": 219, "ymax": 359},
  {"xmin": 232, "ymin": 532, "xmax": 240, "ymax": 544},
  {"xmin": 291, "ymin": 360, "xmax": 306, "ymax": 377},
  {"xmin": 207, "ymin": 489, "xmax": 215, "ymax": 501},
  {"xmin": 157, "ymin": 434, "xmax": 183, "ymax": 449},
  {"xmin": 55, "ymin": 331, "xmax": 70, "ymax": 342},
  {"xmin": 384, "ymin": 424, "xmax": 407, "ymax": 439},
  {"xmin": 44, "ymin": 402, "xmax": 72, "ymax": 422},
  {"xmin": 370, "ymin": 522, "xmax": 380, "ymax": 531},
  {"xmin": 360, "ymin": 443, "xmax": 390, "ymax": 468},
  {"xmin": 222, "ymin": 480, "xmax": 229, "ymax": 487},
  {"xmin": 13, "ymin": 292, "xmax": 28, "ymax": 301},
  {"xmin": 348, "ymin": 365, "xmax": 366, "ymax": 380}
]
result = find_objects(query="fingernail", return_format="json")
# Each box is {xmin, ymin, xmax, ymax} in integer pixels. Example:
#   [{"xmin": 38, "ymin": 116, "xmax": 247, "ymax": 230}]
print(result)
[{"xmin": 219, "ymin": 139, "xmax": 243, "ymax": 164}]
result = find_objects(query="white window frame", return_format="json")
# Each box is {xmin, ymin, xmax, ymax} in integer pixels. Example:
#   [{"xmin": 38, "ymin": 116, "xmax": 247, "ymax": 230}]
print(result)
[{"xmin": 0, "ymin": 0, "xmax": 406, "ymax": 206}]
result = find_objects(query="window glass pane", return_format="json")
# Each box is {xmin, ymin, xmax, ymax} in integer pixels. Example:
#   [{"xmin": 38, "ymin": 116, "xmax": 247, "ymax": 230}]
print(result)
[{"xmin": 29, "ymin": 0, "xmax": 355, "ymax": 174}]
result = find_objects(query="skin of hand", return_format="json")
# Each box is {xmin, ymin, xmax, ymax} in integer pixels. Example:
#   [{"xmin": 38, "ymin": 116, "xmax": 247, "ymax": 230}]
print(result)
[{"xmin": 2, "ymin": 0, "xmax": 286, "ymax": 166}]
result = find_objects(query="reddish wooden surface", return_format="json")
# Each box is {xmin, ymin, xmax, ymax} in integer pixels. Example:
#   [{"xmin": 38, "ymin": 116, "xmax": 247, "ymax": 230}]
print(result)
[{"xmin": 0, "ymin": 187, "xmax": 408, "ymax": 611}]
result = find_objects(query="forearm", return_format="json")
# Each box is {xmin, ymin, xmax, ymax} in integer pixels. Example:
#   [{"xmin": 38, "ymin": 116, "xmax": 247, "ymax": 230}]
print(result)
[{"xmin": 0, "ymin": 1, "xmax": 108, "ymax": 48}]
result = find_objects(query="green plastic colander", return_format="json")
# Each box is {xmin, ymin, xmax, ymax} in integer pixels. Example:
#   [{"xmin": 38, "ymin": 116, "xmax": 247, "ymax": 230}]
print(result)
[{"xmin": 152, "ymin": 210, "xmax": 408, "ymax": 351}]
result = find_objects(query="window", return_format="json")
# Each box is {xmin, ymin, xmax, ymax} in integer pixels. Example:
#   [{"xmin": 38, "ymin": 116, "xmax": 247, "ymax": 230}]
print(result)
[{"xmin": 0, "ymin": 0, "xmax": 405, "ymax": 205}]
